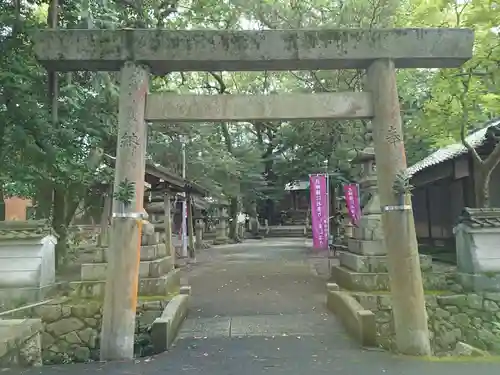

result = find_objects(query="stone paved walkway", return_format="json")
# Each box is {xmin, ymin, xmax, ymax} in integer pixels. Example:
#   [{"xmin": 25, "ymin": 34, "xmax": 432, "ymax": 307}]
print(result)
[{"xmin": 12, "ymin": 238, "xmax": 500, "ymax": 375}]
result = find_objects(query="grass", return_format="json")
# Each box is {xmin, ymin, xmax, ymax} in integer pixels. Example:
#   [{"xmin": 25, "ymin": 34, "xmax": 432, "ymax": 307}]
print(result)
[
  {"xmin": 415, "ymin": 355, "xmax": 500, "ymax": 363},
  {"xmin": 364, "ymin": 290, "xmax": 449, "ymax": 296},
  {"xmin": 138, "ymin": 292, "xmax": 179, "ymax": 301},
  {"xmin": 64, "ymin": 292, "xmax": 179, "ymax": 304}
]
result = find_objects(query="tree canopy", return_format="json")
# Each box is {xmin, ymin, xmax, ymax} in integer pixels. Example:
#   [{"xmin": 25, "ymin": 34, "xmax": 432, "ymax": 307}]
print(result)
[{"xmin": 1, "ymin": 0, "xmax": 499, "ymax": 258}]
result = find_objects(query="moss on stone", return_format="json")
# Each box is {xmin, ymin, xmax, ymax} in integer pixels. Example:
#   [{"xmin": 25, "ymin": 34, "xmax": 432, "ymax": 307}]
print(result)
[
  {"xmin": 483, "ymin": 271, "xmax": 500, "ymax": 278},
  {"xmin": 416, "ymin": 355, "xmax": 500, "ymax": 363},
  {"xmin": 367, "ymin": 290, "xmax": 448, "ymax": 296}
]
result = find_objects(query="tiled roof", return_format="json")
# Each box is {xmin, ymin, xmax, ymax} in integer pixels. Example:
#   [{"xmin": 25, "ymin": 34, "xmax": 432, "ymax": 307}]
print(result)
[
  {"xmin": 407, "ymin": 118, "xmax": 500, "ymax": 177},
  {"xmin": 104, "ymin": 154, "xmax": 209, "ymax": 196},
  {"xmin": 285, "ymin": 181, "xmax": 309, "ymax": 191},
  {"xmin": 0, "ymin": 220, "xmax": 54, "ymax": 240},
  {"xmin": 457, "ymin": 208, "xmax": 500, "ymax": 228}
]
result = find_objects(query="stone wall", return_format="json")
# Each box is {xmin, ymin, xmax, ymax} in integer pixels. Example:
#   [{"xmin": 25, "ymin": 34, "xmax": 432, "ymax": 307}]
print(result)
[
  {"xmin": 351, "ymin": 292, "xmax": 500, "ymax": 354},
  {"xmin": 0, "ymin": 319, "xmax": 42, "ymax": 367},
  {"xmin": 0, "ymin": 297, "xmax": 167, "ymax": 364}
]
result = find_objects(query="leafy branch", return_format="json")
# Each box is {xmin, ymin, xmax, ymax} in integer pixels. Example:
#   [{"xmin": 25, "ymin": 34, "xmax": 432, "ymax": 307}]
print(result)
[
  {"xmin": 392, "ymin": 170, "xmax": 413, "ymax": 196},
  {"xmin": 113, "ymin": 178, "xmax": 135, "ymax": 205}
]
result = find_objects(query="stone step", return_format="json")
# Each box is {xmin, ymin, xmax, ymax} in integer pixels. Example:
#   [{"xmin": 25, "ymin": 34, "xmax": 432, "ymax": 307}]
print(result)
[
  {"xmin": 330, "ymin": 265, "xmax": 456, "ymax": 292},
  {"xmin": 80, "ymin": 256, "xmax": 173, "ymax": 281},
  {"xmin": 78, "ymin": 244, "xmax": 168, "ymax": 263},
  {"xmin": 69, "ymin": 268, "xmax": 181, "ymax": 298},
  {"xmin": 347, "ymin": 238, "xmax": 385, "ymax": 255},
  {"xmin": 140, "ymin": 243, "xmax": 168, "ymax": 261},
  {"xmin": 266, "ymin": 229, "xmax": 305, "ymax": 238},
  {"xmin": 331, "ymin": 265, "xmax": 390, "ymax": 292},
  {"xmin": 339, "ymin": 251, "xmax": 433, "ymax": 273}
]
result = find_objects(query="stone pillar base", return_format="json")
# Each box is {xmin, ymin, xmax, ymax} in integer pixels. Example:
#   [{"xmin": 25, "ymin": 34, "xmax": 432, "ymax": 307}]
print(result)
[
  {"xmin": 213, "ymin": 237, "xmax": 231, "ymax": 245},
  {"xmin": 348, "ymin": 238, "xmax": 385, "ymax": 255},
  {"xmin": 339, "ymin": 252, "xmax": 432, "ymax": 273},
  {"xmin": 457, "ymin": 272, "xmax": 500, "ymax": 292}
]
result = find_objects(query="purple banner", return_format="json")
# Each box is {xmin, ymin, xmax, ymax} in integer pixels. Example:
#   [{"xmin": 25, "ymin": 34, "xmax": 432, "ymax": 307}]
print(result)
[
  {"xmin": 344, "ymin": 184, "xmax": 361, "ymax": 227},
  {"xmin": 309, "ymin": 174, "xmax": 329, "ymax": 250}
]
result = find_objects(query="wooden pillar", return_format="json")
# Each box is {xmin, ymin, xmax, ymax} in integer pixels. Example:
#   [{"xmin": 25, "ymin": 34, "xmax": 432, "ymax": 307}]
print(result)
[
  {"xmin": 367, "ymin": 59, "xmax": 430, "ymax": 356},
  {"xmin": 187, "ymin": 193, "xmax": 195, "ymax": 258},
  {"xmin": 164, "ymin": 192, "xmax": 175, "ymax": 266},
  {"xmin": 100, "ymin": 62, "xmax": 149, "ymax": 361}
]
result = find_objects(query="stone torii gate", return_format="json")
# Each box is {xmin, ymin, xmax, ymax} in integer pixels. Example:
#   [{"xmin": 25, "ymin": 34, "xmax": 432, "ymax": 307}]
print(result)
[{"xmin": 33, "ymin": 28, "xmax": 473, "ymax": 359}]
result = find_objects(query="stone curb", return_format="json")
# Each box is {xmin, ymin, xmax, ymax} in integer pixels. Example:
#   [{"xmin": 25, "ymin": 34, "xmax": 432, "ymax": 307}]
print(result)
[
  {"xmin": 150, "ymin": 294, "xmax": 190, "ymax": 353},
  {"xmin": 326, "ymin": 290, "xmax": 376, "ymax": 347}
]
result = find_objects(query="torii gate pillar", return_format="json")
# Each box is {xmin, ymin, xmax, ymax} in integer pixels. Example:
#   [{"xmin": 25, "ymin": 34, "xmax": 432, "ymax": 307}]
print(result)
[{"xmin": 367, "ymin": 59, "xmax": 430, "ymax": 355}]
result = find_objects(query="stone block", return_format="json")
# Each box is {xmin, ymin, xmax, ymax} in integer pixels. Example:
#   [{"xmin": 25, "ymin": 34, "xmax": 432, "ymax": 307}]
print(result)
[
  {"xmin": 34, "ymin": 29, "xmax": 474, "ymax": 73},
  {"xmin": 70, "ymin": 268, "xmax": 180, "ymax": 298},
  {"xmin": 458, "ymin": 272, "xmax": 500, "ymax": 293},
  {"xmin": 453, "ymin": 341, "xmax": 490, "ymax": 357},
  {"xmin": 151, "ymin": 294, "xmax": 190, "ymax": 353},
  {"xmin": 349, "ymin": 292, "xmax": 379, "ymax": 311},
  {"xmin": 339, "ymin": 252, "xmax": 432, "ymax": 273},
  {"xmin": 0, "ymin": 319, "xmax": 43, "ymax": 368},
  {"xmin": 81, "ymin": 256, "xmax": 173, "ymax": 281},
  {"xmin": 148, "ymin": 92, "xmax": 373, "ymax": 122},
  {"xmin": 140, "ymin": 243, "xmax": 168, "ymax": 261},
  {"xmin": 180, "ymin": 286, "xmax": 191, "ymax": 295},
  {"xmin": 326, "ymin": 283, "xmax": 339, "ymax": 292},
  {"xmin": 422, "ymin": 271, "xmax": 457, "ymax": 291},
  {"xmin": 138, "ymin": 269, "xmax": 181, "ymax": 297},
  {"xmin": 68, "ymin": 281, "xmax": 105, "ymax": 298},
  {"xmin": 80, "ymin": 263, "xmax": 107, "ymax": 281},
  {"xmin": 213, "ymin": 238, "xmax": 231, "ymax": 245},
  {"xmin": 326, "ymin": 290, "xmax": 376, "ymax": 347},
  {"xmin": 455, "ymin": 224, "xmax": 500, "ymax": 274},
  {"xmin": 138, "ymin": 256, "xmax": 174, "ymax": 278},
  {"xmin": 0, "ymin": 234, "xmax": 56, "ymax": 288},
  {"xmin": 352, "ymin": 215, "xmax": 384, "ymax": 241},
  {"xmin": 330, "ymin": 266, "xmax": 390, "ymax": 291},
  {"xmin": 46, "ymin": 318, "xmax": 84, "ymax": 336},
  {"xmin": 0, "ymin": 284, "xmax": 61, "ymax": 311},
  {"xmin": 348, "ymin": 239, "xmax": 385, "ymax": 255},
  {"xmin": 332, "ymin": 265, "xmax": 449, "ymax": 292}
]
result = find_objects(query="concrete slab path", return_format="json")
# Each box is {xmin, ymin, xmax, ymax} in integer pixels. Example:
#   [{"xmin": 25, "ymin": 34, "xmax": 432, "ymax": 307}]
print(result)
[{"xmin": 11, "ymin": 238, "xmax": 500, "ymax": 374}]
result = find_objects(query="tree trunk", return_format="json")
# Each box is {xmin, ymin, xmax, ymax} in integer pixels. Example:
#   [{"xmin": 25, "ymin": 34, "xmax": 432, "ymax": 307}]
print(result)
[
  {"xmin": 228, "ymin": 197, "xmax": 240, "ymax": 241},
  {"xmin": 34, "ymin": 182, "xmax": 53, "ymax": 219},
  {"xmin": 52, "ymin": 186, "xmax": 67, "ymax": 269},
  {"xmin": 98, "ymin": 190, "xmax": 112, "ymax": 247},
  {"xmin": 0, "ymin": 188, "xmax": 5, "ymax": 221},
  {"xmin": 473, "ymin": 161, "xmax": 489, "ymax": 208}
]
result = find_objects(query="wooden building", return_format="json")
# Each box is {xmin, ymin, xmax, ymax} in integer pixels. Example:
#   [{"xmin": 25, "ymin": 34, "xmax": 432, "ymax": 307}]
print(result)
[
  {"xmin": 279, "ymin": 180, "xmax": 310, "ymax": 224},
  {"xmin": 408, "ymin": 118, "xmax": 500, "ymax": 255},
  {"xmin": 142, "ymin": 159, "xmax": 209, "ymax": 233},
  {"xmin": 103, "ymin": 155, "xmax": 209, "ymax": 231}
]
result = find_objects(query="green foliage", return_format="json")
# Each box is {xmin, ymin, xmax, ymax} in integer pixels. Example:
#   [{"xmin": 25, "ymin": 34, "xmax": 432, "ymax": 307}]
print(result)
[
  {"xmin": 393, "ymin": 171, "xmax": 414, "ymax": 196},
  {"xmin": 113, "ymin": 179, "xmax": 135, "ymax": 205},
  {"xmin": 3, "ymin": 0, "xmax": 500, "ymax": 235}
]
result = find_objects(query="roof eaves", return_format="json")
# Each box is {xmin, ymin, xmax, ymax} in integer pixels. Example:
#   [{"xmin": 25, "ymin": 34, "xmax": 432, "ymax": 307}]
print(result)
[{"xmin": 407, "ymin": 118, "xmax": 500, "ymax": 178}]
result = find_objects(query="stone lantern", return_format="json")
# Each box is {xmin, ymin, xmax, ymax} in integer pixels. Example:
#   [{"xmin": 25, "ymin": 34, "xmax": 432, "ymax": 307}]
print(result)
[
  {"xmin": 349, "ymin": 147, "xmax": 383, "ymax": 242},
  {"xmin": 214, "ymin": 200, "xmax": 230, "ymax": 245}
]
